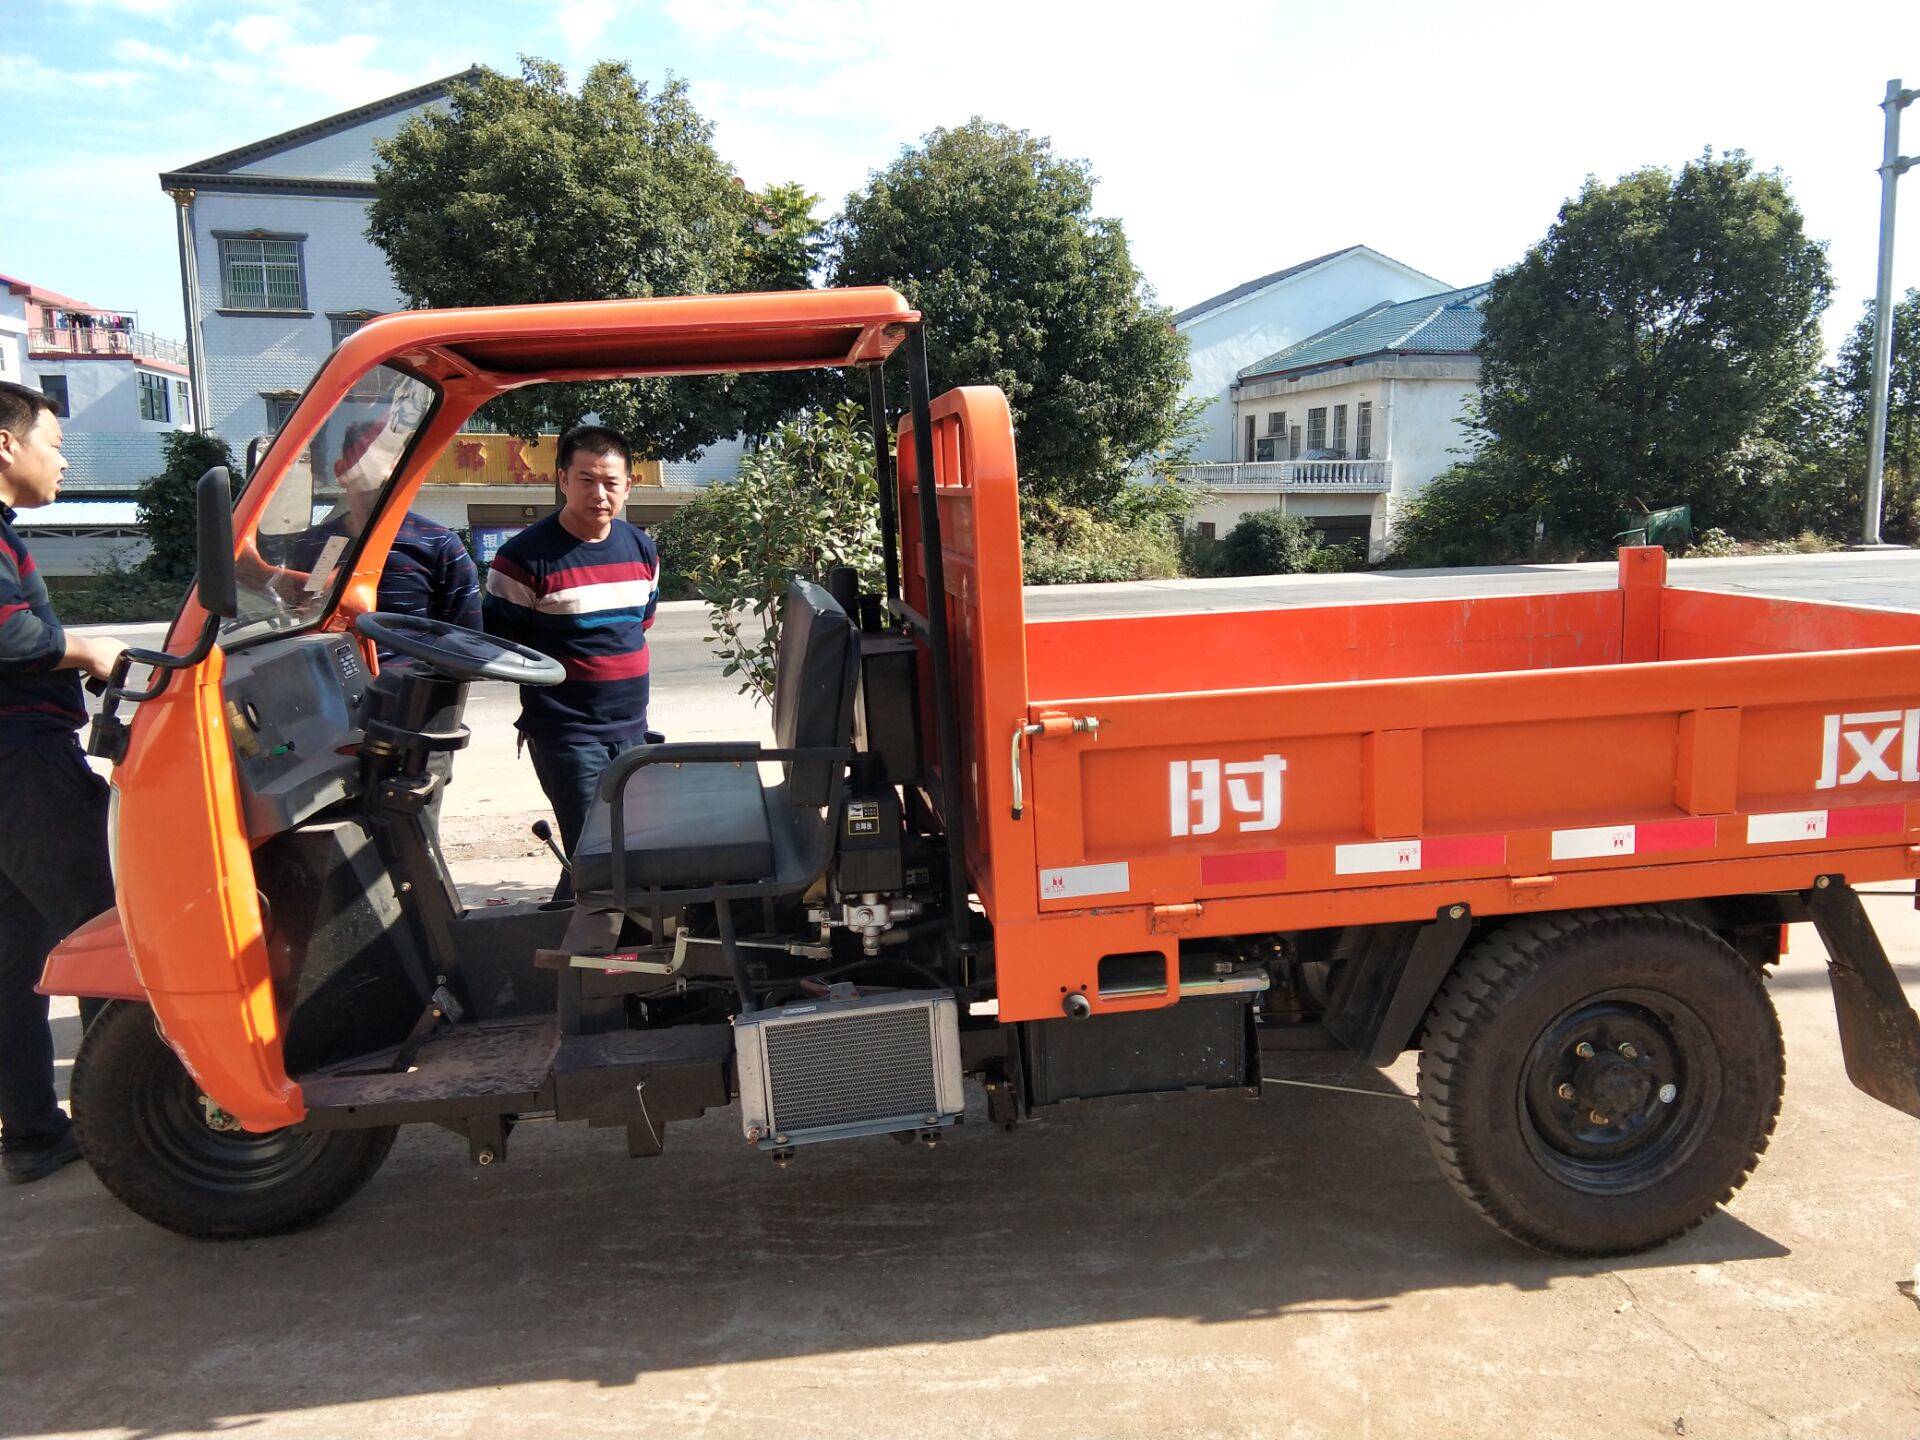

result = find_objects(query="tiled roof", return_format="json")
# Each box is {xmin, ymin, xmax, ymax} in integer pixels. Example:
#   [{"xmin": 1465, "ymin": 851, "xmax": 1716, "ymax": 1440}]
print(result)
[{"xmin": 1237, "ymin": 283, "xmax": 1490, "ymax": 380}]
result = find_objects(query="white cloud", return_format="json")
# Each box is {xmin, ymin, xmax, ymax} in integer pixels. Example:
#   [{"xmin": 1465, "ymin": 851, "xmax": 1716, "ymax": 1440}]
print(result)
[
  {"xmin": 218, "ymin": 12, "xmax": 289, "ymax": 56},
  {"xmin": 557, "ymin": 0, "xmax": 617, "ymax": 61},
  {"xmin": 110, "ymin": 37, "xmax": 195, "ymax": 71},
  {"xmin": 0, "ymin": 53, "xmax": 147, "ymax": 93}
]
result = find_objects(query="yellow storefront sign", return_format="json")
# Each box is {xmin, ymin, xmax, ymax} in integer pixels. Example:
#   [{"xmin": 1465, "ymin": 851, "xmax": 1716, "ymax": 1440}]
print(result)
[{"xmin": 423, "ymin": 433, "xmax": 663, "ymax": 488}]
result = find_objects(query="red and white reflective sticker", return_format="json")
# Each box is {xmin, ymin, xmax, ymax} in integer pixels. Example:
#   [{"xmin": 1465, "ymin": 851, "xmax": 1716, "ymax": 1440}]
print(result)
[
  {"xmin": 1551, "ymin": 817, "xmax": 1718, "ymax": 861},
  {"xmin": 1039, "ymin": 861, "xmax": 1131, "ymax": 900},
  {"xmin": 1334, "ymin": 840, "xmax": 1422, "ymax": 875},
  {"xmin": 1746, "ymin": 803, "xmax": 1903, "ymax": 845},
  {"xmin": 1331, "ymin": 833, "xmax": 1506, "ymax": 876}
]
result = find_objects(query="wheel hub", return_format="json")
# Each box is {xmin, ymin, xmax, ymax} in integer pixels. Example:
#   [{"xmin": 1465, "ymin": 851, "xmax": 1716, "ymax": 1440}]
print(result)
[{"xmin": 1520, "ymin": 991, "xmax": 1717, "ymax": 1194}]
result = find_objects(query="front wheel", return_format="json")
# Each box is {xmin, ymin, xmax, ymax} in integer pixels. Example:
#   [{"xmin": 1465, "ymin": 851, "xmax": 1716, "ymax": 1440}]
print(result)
[
  {"xmin": 71, "ymin": 1002, "xmax": 397, "ymax": 1240},
  {"xmin": 1417, "ymin": 908, "xmax": 1784, "ymax": 1257}
]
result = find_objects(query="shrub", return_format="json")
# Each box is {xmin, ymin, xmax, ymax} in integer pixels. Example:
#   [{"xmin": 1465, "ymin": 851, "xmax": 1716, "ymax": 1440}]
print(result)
[
  {"xmin": 1214, "ymin": 510, "xmax": 1322, "ymax": 577},
  {"xmin": 1689, "ymin": 527, "xmax": 1740, "ymax": 558},
  {"xmin": 662, "ymin": 401, "xmax": 882, "ymax": 704}
]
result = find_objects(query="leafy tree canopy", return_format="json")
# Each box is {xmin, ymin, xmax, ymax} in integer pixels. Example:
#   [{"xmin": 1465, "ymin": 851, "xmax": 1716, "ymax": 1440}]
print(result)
[
  {"xmin": 368, "ymin": 60, "xmax": 821, "ymax": 456},
  {"xmin": 1473, "ymin": 149, "xmax": 1832, "ymax": 545},
  {"xmin": 136, "ymin": 430, "xmax": 237, "ymax": 583},
  {"xmin": 830, "ymin": 119, "xmax": 1191, "ymax": 509},
  {"xmin": 1831, "ymin": 288, "xmax": 1920, "ymax": 476},
  {"xmin": 657, "ymin": 401, "xmax": 881, "ymax": 703}
]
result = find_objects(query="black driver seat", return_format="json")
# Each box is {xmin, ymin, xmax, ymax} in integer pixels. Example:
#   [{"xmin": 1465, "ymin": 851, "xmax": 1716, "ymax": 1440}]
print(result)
[{"xmin": 570, "ymin": 579, "xmax": 859, "ymax": 902}]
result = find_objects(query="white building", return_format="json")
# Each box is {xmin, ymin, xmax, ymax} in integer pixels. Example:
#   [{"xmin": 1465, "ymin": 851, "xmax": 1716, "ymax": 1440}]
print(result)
[
  {"xmin": 1, "ymin": 274, "xmax": 194, "ymax": 492},
  {"xmin": 1174, "ymin": 246, "xmax": 1448, "ymax": 465},
  {"xmin": 160, "ymin": 70, "xmax": 737, "ymax": 542},
  {"xmin": 1178, "ymin": 281, "xmax": 1488, "ymax": 557}
]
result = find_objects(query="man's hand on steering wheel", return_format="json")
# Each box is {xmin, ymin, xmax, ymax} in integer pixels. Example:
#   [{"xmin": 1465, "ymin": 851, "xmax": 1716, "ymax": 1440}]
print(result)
[{"xmin": 351, "ymin": 613, "xmax": 566, "ymax": 686}]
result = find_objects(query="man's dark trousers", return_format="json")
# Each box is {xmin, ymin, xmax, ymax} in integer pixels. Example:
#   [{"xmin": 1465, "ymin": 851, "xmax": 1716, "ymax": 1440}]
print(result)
[
  {"xmin": 0, "ymin": 735, "xmax": 115, "ymax": 1153},
  {"xmin": 527, "ymin": 733, "xmax": 642, "ymax": 904}
]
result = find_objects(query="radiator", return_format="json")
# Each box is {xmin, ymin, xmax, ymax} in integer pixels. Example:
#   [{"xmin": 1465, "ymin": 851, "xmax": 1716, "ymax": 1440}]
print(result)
[{"xmin": 734, "ymin": 990, "xmax": 964, "ymax": 1148}]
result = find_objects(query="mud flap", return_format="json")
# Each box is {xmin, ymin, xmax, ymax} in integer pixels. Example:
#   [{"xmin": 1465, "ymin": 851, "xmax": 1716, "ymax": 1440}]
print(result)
[{"xmin": 1807, "ymin": 877, "xmax": 1920, "ymax": 1119}]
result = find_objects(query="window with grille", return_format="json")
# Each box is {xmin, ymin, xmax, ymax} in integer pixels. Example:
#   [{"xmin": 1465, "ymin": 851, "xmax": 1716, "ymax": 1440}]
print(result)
[
  {"xmin": 263, "ymin": 392, "xmax": 299, "ymax": 432},
  {"xmin": 1332, "ymin": 405, "xmax": 1348, "ymax": 455},
  {"xmin": 1356, "ymin": 402, "xmax": 1373, "ymax": 461},
  {"xmin": 38, "ymin": 376, "xmax": 69, "ymax": 418},
  {"xmin": 1289, "ymin": 424, "xmax": 1302, "ymax": 458},
  {"xmin": 175, "ymin": 380, "xmax": 190, "ymax": 417},
  {"xmin": 219, "ymin": 236, "xmax": 305, "ymax": 310},
  {"xmin": 1197, "ymin": 521, "xmax": 1216, "ymax": 540},
  {"xmin": 1306, "ymin": 408, "xmax": 1327, "ymax": 451},
  {"xmin": 1267, "ymin": 411, "xmax": 1286, "ymax": 437},
  {"xmin": 138, "ymin": 371, "xmax": 170, "ymax": 422}
]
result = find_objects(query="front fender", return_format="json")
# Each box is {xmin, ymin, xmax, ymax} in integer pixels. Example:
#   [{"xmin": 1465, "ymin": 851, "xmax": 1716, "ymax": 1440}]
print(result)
[{"xmin": 37, "ymin": 908, "xmax": 145, "ymax": 1002}]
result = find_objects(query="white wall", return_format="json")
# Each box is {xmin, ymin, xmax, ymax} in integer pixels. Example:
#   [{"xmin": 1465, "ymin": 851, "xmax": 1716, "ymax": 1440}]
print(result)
[
  {"xmin": 0, "ymin": 292, "xmax": 26, "ymax": 384},
  {"xmin": 1176, "ymin": 249, "xmax": 1447, "ymax": 463},
  {"xmin": 233, "ymin": 109, "xmax": 421, "ymax": 183},
  {"xmin": 29, "ymin": 359, "xmax": 190, "ymax": 435},
  {"xmin": 1233, "ymin": 357, "xmax": 1480, "ymax": 501},
  {"xmin": 191, "ymin": 187, "xmax": 409, "ymax": 443}
]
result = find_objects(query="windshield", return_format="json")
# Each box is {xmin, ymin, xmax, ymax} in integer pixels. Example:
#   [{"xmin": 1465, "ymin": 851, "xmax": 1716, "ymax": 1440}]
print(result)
[{"xmin": 224, "ymin": 364, "xmax": 438, "ymax": 645}]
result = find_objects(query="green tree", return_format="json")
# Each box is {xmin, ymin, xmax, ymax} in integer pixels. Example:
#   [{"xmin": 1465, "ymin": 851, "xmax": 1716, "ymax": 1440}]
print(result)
[
  {"xmin": 136, "ymin": 430, "xmax": 237, "ymax": 583},
  {"xmin": 1471, "ymin": 149, "xmax": 1833, "ymax": 548},
  {"xmin": 658, "ymin": 401, "xmax": 881, "ymax": 703},
  {"xmin": 830, "ymin": 119, "xmax": 1191, "ymax": 509},
  {"xmin": 1818, "ymin": 289, "xmax": 1920, "ymax": 538},
  {"xmin": 368, "ymin": 60, "xmax": 822, "ymax": 456}
]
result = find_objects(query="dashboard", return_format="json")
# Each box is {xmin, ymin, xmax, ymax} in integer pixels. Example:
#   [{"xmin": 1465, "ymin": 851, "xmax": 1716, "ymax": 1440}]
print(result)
[{"xmin": 221, "ymin": 634, "xmax": 370, "ymax": 840}]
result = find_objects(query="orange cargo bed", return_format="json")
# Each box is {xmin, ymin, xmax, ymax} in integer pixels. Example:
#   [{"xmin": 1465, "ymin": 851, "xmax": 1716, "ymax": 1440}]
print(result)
[{"xmin": 899, "ymin": 391, "xmax": 1920, "ymax": 1024}]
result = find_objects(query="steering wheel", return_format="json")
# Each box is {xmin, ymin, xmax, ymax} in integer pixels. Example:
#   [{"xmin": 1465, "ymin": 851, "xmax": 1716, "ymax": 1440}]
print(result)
[{"xmin": 352, "ymin": 613, "xmax": 566, "ymax": 686}]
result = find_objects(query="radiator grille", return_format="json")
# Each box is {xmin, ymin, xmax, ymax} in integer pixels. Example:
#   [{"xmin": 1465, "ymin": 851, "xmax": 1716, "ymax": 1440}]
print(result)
[{"xmin": 761, "ymin": 1008, "xmax": 939, "ymax": 1133}]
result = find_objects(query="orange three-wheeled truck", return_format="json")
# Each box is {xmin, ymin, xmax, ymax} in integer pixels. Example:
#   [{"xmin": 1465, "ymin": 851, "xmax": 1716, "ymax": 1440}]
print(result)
[{"xmin": 41, "ymin": 287, "xmax": 1920, "ymax": 1255}]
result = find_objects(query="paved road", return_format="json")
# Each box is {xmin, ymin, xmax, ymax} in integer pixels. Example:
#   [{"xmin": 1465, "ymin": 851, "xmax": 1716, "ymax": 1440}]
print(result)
[{"xmin": 28, "ymin": 551, "xmax": 1920, "ymax": 1437}]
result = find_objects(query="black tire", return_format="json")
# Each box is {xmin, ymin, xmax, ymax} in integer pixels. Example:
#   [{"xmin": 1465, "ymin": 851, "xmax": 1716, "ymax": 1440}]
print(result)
[
  {"xmin": 70, "ymin": 1001, "xmax": 397, "ymax": 1240},
  {"xmin": 1417, "ymin": 908, "xmax": 1783, "ymax": 1257}
]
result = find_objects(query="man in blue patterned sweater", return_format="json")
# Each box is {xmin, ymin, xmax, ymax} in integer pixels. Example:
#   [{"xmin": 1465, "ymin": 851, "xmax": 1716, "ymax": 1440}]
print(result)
[
  {"xmin": 0, "ymin": 381, "xmax": 124, "ymax": 1184},
  {"xmin": 483, "ymin": 425, "xmax": 658, "ymax": 901}
]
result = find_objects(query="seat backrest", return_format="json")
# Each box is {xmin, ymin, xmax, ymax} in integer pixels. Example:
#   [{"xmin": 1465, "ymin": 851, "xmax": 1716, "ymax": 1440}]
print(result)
[{"xmin": 771, "ymin": 578, "xmax": 859, "ymax": 806}]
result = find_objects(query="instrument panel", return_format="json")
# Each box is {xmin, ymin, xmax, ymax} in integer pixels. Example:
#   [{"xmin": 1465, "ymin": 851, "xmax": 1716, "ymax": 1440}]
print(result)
[{"xmin": 222, "ymin": 634, "xmax": 370, "ymax": 840}]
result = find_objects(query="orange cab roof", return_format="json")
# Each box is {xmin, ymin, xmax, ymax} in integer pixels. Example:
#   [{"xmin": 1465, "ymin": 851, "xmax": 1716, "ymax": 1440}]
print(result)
[{"xmin": 333, "ymin": 287, "xmax": 920, "ymax": 392}]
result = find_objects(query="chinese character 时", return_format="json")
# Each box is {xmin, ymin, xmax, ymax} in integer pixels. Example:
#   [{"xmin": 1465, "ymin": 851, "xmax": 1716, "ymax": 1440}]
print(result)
[{"xmin": 1170, "ymin": 754, "xmax": 1286, "ymax": 837}]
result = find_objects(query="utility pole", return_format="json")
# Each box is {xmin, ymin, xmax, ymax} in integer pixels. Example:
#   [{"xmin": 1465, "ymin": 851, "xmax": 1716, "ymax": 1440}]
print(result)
[{"xmin": 1863, "ymin": 78, "xmax": 1917, "ymax": 545}]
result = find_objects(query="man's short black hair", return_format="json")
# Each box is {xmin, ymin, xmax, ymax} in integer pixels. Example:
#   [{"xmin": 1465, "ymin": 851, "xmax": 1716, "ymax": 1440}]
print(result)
[
  {"xmin": 557, "ymin": 425, "xmax": 632, "ymax": 472},
  {"xmin": 0, "ymin": 381, "xmax": 55, "ymax": 440}
]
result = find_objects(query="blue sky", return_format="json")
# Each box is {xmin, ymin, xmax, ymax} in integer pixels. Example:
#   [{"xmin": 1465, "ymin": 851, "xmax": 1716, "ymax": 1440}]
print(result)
[{"xmin": 4, "ymin": 0, "xmax": 1917, "ymax": 360}]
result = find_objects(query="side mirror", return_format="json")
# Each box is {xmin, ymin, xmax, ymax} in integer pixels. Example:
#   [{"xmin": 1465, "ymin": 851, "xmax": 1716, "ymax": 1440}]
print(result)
[
  {"xmin": 245, "ymin": 434, "xmax": 267, "ymax": 479},
  {"xmin": 196, "ymin": 466, "xmax": 238, "ymax": 619}
]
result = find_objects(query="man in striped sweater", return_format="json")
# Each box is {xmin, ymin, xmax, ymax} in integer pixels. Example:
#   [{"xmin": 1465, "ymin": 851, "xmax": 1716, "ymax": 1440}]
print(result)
[
  {"xmin": 0, "ymin": 381, "xmax": 124, "ymax": 1183},
  {"xmin": 482, "ymin": 426, "xmax": 658, "ymax": 900}
]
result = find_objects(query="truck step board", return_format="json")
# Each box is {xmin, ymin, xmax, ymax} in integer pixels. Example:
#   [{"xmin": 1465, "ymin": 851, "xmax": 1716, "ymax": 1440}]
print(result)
[{"xmin": 297, "ymin": 1021, "xmax": 560, "ymax": 1112}]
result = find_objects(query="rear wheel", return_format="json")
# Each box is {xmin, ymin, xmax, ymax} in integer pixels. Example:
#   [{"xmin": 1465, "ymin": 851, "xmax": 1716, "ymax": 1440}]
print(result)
[
  {"xmin": 1417, "ymin": 908, "xmax": 1783, "ymax": 1257},
  {"xmin": 71, "ymin": 1001, "xmax": 397, "ymax": 1240}
]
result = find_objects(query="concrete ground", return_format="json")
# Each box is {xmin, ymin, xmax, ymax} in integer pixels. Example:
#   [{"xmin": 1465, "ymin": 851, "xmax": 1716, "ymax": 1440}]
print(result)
[{"xmin": 8, "ymin": 559, "xmax": 1920, "ymax": 1438}]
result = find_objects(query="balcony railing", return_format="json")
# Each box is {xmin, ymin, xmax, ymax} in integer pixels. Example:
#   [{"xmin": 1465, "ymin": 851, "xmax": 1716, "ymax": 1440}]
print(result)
[
  {"xmin": 29, "ymin": 327, "xmax": 189, "ymax": 367},
  {"xmin": 1175, "ymin": 459, "xmax": 1392, "ymax": 492}
]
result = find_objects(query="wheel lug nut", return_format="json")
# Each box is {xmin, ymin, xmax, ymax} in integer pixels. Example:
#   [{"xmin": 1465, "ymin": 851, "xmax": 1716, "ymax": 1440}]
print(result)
[
  {"xmin": 1589, "ymin": 1110, "xmax": 1610, "ymax": 1125},
  {"xmin": 1575, "ymin": 1042, "xmax": 1595, "ymax": 1059},
  {"xmin": 1618, "ymin": 1042, "xmax": 1637, "ymax": 1059},
  {"xmin": 1658, "ymin": 1083, "xmax": 1677, "ymax": 1104},
  {"xmin": 1557, "ymin": 1083, "xmax": 1577, "ymax": 1101}
]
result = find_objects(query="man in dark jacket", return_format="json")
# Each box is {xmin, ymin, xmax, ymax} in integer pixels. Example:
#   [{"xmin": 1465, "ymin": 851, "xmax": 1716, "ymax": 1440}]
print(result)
[{"xmin": 0, "ymin": 381, "xmax": 124, "ymax": 1184}]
